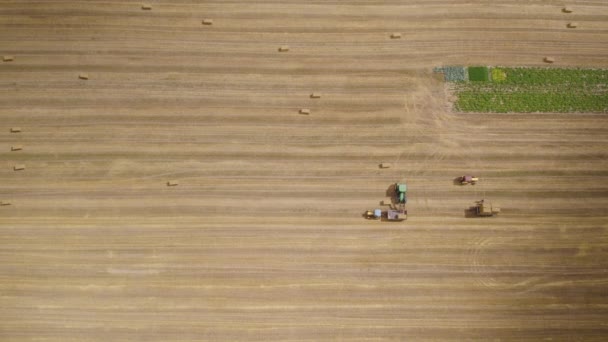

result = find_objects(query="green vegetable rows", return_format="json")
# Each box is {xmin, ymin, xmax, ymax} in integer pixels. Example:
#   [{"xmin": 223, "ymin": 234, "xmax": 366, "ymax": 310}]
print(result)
[{"xmin": 452, "ymin": 67, "xmax": 608, "ymax": 113}]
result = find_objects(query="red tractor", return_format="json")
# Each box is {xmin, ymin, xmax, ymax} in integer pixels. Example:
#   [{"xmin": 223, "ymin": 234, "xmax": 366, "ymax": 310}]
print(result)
[{"xmin": 459, "ymin": 175, "xmax": 478, "ymax": 185}]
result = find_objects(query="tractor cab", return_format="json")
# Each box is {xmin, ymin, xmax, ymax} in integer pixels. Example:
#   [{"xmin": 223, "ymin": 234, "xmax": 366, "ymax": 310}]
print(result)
[
  {"xmin": 396, "ymin": 183, "xmax": 407, "ymax": 203},
  {"xmin": 365, "ymin": 209, "xmax": 382, "ymax": 220}
]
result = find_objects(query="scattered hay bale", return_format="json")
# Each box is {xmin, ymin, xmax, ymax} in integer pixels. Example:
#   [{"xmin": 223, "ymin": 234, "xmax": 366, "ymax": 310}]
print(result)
[
  {"xmin": 562, "ymin": 6, "xmax": 573, "ymax": 13},
  {"xmin": 310, "ymin": 92, "xmax": 321, "ymax": 99},
  {"xmin": 10, "ymin": 127, "xmax": 21, "ymax": 133},
  {"xmin": 141, "ymin": 4, "xmax": 152, "ymax": 10},
  {"xmin": 544, "ymin": 56, "xmax": 555, "ymax": 63},
  {"xmin": 11, "ymin": 145, "xmax": 23, "ymax": 151},
  {"xmin": 13, "ymin": 164, "xmax": 25, "ymax": 171},
  {"xmin": 3, "ymin": 56, "xmax": 14, "ymax": 62},
  {"xmin": 299, "ymin": 108, "xmax": 310, "ymax": 115},
  {"xmin": 0, "ymin": 201, "xmax": 11, "ymax": 206},
  {"xmin": 167, "ymin": 180, "xmax": 179, "ymax": 186},
  {"xmin": 202, "ymin": 19, "xmax": 213, "ymax": 25},
  {"xmin": 278, "ymin": 45, "xmax": 290, "ymax": 52},
  {"xmin": 379, "ymin": 162, "xmax": 392, "ymax": 169},
  {"xmin": 567, "ymin": 22, "xmax": 578, "ymax": 28},
  {"xmin": 79, "ymin": 73, "xmax": 89, "ymax": 80},
  {"xmin": 390, "ymin": 32, "xmax": 402, "ymax": 39}
]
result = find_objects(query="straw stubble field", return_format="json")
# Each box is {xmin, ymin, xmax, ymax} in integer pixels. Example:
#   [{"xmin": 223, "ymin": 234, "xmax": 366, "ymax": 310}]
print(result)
[{"xmin": 1, "ymin": 1, "xmax": 608, "ymax": 341}]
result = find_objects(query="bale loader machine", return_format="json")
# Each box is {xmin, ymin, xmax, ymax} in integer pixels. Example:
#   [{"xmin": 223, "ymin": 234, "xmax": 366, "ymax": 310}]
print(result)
[{"xmin": 473, "ymin": 199, "xmax": 500, "ymax": 217}]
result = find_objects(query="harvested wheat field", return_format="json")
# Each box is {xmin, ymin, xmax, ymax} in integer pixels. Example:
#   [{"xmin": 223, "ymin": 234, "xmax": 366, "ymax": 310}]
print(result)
[{"xmin": 1, "ymin": 1, "xmax": 608, "ymax": 341}]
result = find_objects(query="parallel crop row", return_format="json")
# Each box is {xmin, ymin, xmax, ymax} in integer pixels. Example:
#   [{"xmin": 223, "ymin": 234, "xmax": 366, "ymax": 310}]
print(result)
[{"xmin": 452, "ymin": 67, "xmax": 608, "ymax": 113}]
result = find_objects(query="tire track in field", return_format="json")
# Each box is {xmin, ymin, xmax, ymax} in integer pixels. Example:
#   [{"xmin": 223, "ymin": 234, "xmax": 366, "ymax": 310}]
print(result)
[{"xmin": 467, "ymin": 236, "xmax": 553, "ymax": 293}]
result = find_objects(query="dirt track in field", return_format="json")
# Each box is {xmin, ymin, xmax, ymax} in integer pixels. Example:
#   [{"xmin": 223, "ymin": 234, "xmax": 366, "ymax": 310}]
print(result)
[{"xmin": 1, "ymin": 1, "xmax": 608, "ymax": 341}]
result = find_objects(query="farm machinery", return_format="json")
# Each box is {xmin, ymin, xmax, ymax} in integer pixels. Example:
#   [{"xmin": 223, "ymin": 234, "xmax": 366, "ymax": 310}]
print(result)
[
  {"xmin": 473, "ymin": 199, "xmax": 500, "ymax": 217},
  {"xmin": 458, "ymin": 175, "xmax": 478, "ymax": 185},
  {"xmin": 364, "ymin": 207, "xmax": 407, "ymax": 222},
  {"xmin": 395, "ymin": 182, "xmax": 407, "ymax": 203},
  {"xmin": 364, "ymin": 209, "xmax": 382, "ymax": 220},
  {"xmin": 364, "ymin": 181, "xmax": 408, "ymax": 222}
]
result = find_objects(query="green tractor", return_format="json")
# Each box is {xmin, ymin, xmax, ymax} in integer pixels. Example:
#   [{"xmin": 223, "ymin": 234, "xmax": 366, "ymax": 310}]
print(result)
[{"xmin": 395, "ymin": 183, "xmax": 407, "ymax": 204}]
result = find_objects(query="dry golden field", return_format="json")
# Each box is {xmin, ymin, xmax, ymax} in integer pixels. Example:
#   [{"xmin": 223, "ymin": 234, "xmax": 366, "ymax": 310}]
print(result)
[{"xmin": 1, "ymin": 1, "xmax": 608, "ymax": 341}]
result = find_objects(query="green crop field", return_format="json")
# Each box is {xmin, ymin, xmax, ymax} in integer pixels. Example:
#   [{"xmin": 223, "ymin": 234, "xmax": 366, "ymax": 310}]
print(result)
[
  {"xmin": 468, "ymin": 66, "xmax": 489, "ymax": 81},
  {"xmin": 452, "ymin": 67, "xmax": 608, "ymax": 113}
]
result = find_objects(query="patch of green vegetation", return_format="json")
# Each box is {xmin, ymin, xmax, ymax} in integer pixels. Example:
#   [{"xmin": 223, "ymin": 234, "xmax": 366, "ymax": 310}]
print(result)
[
  {"xmin": 453, "ymin": 67, "xmax": 608, "ymax": 113},
  {"xmin": 468, "ymin": 66, "xmax": 489, "ymax": 81},
  {"xmin": 437, "ymin": 66, "xmax": 468, "ymax": 82},
  {"xmin": 491, "ymin": 68, "xmax": 507, "ymax": 82},
  {"xmin": 456, "ymin": 91, "xmax": 608, "ymax": 113}
]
